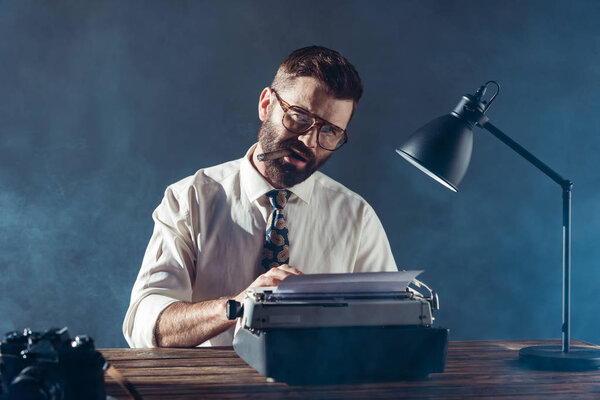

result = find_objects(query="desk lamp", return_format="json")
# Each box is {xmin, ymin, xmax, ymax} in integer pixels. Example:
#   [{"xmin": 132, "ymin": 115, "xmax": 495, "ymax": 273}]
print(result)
[{"xmin": 396, "ymin": 81, "xmax": 600, "ymax": 370}]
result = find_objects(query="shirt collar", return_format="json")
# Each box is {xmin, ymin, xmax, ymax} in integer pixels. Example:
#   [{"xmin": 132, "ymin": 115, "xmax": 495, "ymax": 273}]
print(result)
[{"xmin": 240, "ymin": 143, "xmax": 315, "ymax": 204}]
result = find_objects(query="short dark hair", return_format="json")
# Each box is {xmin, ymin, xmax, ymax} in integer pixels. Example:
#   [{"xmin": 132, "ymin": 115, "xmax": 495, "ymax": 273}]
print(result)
[{"xmin": 271, "ymin": 46, "xmax": 363, "ymax": 107}]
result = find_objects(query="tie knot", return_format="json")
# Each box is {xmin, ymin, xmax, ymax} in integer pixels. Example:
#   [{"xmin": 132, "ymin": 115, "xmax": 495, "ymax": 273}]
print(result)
[{"xmin": 266, "ymin": 190, "xmax": 290, "ymax": 209}]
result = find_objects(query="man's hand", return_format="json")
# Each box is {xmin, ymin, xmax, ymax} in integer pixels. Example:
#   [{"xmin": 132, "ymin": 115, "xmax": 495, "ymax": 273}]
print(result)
[
  {"xmin": 155, "ymin": 265, "xmax": 302, "ymax": 347},
  {"xmin": 233, "ymin": 265, "xmax": 302, "ymax": 303}
]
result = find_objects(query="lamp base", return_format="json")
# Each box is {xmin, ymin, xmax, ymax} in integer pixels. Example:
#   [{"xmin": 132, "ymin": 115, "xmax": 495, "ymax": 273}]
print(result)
[{"xmin": 519, "ymin": 345, "xmax": 600, "ymax": 371}]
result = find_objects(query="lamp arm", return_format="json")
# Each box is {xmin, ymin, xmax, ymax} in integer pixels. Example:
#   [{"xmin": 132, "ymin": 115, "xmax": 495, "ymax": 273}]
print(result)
[
  {"xmin": 479, "ymin": 118, "xmax": 572, "ymax": 352},
  {"xmin": 478, "ymin": 120, "xmax": 572, "ymax": 190}
]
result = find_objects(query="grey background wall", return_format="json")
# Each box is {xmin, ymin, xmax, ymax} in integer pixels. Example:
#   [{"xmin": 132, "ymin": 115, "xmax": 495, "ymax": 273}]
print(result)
[{"xmin": 1, "ymin": 0, "xmax": 599, "ymax": 348}]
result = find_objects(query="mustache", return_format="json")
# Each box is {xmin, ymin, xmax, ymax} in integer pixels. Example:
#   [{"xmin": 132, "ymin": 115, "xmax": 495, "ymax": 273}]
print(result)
[{"xmin": 277, "ymin": 140, "xmax": 314, "ymax": 162}]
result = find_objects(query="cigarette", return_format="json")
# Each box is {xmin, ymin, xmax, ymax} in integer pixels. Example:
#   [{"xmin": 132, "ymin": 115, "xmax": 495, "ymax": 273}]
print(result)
[{"xmin": 257, "ymin": 149, "xmax": 292, "ymax": 161}]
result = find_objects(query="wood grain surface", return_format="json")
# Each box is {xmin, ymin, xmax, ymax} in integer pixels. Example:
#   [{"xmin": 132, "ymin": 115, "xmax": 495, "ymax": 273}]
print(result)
[{"xmin": 101, "ymin": 339, "xmax": 600, "ymax": 399}]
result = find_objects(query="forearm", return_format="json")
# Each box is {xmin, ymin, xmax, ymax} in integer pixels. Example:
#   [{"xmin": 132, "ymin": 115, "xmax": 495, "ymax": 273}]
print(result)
[
  {"xmin": 154, "ymin": 298, "xmax": 236, "ymax": 347},
  {"xmin": 153, "ymin": 265, "xmax": 302, "ymax": 347}
]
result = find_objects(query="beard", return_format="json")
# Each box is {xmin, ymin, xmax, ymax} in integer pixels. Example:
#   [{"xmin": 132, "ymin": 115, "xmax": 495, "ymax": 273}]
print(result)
[{"xmin": 257, "ymin": 118, "xmax": 330, "ymax": 188}]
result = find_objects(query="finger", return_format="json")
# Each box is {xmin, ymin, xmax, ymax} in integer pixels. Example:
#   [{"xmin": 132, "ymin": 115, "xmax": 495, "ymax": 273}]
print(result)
[
  {"xmin": 265, "ymin": 267, "xmax": 292, "ymax": 281},
  {"xmin": 275, "ymin": 264, "xmax": 303, "ymax": 275}
]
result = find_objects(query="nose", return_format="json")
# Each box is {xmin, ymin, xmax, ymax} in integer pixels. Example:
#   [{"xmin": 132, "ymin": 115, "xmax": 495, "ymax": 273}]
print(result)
[{"xmin": 297, "ymin": 125, "xmax": 319, "ymax": 149}]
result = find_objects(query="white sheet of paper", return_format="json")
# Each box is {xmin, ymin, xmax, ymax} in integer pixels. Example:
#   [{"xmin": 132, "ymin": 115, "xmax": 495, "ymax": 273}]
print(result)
[{"xmin": 273, "ymin": 271, "xmax": 423, "ymax": 294}]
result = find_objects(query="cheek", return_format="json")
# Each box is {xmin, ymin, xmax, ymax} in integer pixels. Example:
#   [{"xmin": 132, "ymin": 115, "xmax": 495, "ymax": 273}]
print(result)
[
  {"xmin": 266, "ymin": 114, "xmax": 291, "ymax": 138},
  {"xmin": 260, "ymin": 118, "xmax": 283, "ymax": 141}
]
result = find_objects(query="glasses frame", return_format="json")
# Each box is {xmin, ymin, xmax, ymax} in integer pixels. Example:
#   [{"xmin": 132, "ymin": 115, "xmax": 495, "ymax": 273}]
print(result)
[{"xmin": 270, "ymin": 88, "xmax": 348, "ymax": 151}]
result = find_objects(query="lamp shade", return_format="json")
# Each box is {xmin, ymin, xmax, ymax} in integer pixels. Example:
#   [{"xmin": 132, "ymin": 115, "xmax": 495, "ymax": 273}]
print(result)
[{"xmin": 396, "ymin": 113, "xmax": 474, "ymax": 192}]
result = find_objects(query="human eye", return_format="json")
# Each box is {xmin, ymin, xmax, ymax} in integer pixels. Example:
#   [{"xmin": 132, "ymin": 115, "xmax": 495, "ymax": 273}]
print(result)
[
  {"xmin": 320, "ymin": 124, "xmax": 333, "ymax": 133},
  {"xmin": 290, "ymin": 110, "xmax": 312, "ymax": 124},
  {"xmin": 320, "ymin": 124, "xmax": 343, "ymax": 137}
]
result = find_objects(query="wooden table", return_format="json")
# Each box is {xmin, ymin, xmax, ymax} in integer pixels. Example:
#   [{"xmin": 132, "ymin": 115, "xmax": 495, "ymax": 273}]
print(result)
[{"xmin": 101, "ymin": 340, "xmax": 600, "ymax": 399}]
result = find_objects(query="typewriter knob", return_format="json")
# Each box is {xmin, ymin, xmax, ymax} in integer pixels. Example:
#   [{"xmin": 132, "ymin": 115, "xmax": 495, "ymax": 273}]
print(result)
[{"xmin": 226, "ymin": 300, "xmax": 244, "ymax": 320}]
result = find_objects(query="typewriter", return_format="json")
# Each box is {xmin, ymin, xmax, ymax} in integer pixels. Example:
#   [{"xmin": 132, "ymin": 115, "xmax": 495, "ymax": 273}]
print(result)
[{"xmin": 227, "ymin": 271, "xmax": 448, "ymax": 384}]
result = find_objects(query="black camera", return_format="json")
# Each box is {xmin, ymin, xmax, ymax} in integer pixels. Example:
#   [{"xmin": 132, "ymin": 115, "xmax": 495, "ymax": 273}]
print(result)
[{"xmin": 0, "ymin": 327, "xmax": 106, "ymax": 400}]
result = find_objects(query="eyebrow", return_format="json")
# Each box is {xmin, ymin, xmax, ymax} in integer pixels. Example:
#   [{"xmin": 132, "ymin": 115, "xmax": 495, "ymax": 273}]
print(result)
[{"xmin": 273, "ymin": 89, "xmax": 346, "ymax": 132}]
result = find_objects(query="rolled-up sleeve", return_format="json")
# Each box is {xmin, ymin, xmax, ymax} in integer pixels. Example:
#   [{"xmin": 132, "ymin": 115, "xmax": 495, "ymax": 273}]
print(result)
[
  {"xmin": 353, "ymin": 204, "xmax": 398, "ymax": 273},
  {"xmin": 123, "ymin": 186, "xmax": 197, "ymax": 348}
]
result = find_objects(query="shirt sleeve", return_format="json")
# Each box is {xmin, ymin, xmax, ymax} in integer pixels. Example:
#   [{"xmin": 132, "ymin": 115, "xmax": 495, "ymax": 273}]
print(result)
[
  {"xmin": 352, "ymin": 204, "xmax": 398, "ymax": 273},
  {"xmin": 122, "ymin": 185, "xmax": 198, "ymax": 348}
]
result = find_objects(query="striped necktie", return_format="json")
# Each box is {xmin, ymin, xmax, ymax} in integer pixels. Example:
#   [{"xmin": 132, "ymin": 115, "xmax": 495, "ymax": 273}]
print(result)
[{"xmin": 262, "ymin": 190, "xmax": 291, "ymax": 270}]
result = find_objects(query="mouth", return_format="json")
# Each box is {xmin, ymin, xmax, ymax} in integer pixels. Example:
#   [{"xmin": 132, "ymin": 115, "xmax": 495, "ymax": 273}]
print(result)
[
  {"xmin": 284, "ymin": 148, "xmax": 311, "ymax": 168},
  {"xmin": 290, "ymin": 148, "xmax": 308, "ymax": 162}
]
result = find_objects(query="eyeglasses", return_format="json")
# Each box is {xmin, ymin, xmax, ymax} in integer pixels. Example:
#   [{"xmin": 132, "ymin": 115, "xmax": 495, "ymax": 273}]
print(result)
[{"xmin": 271, "ymin": 88, "xmax": 348, "ymax": 151}]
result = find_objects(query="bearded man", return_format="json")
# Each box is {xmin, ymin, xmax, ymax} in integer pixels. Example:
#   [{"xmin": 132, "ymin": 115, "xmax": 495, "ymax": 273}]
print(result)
[{"xmin": 123, "ymin": 46, "xmax": 398, "ymax": 348}]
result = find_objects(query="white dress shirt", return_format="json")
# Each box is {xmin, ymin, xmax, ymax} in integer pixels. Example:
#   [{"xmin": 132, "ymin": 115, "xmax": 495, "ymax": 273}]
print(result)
[{"xmin": 123, "ymin": 144, "xmax": 398, "ymax": 348}]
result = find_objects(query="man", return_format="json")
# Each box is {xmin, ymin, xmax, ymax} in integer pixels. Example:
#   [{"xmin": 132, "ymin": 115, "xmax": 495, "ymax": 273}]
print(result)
[{"xmin": 123, "ymin": 46, "xmax": 397, "ymax": 348}]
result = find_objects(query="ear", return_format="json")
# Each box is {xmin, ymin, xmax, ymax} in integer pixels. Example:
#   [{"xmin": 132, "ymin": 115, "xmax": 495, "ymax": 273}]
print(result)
[{"xmin": 258, "ymin": 87, "xmax": 272, "ymax": 122}]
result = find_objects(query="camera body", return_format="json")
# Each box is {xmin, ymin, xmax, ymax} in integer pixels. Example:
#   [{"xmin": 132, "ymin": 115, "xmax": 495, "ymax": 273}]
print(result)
[{"xmin": 0, "ymin": 327, "xmax": 106, "ymax": 400}]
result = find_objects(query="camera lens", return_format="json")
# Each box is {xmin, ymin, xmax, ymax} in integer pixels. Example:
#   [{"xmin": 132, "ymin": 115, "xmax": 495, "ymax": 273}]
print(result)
[{"xmin": 8, "ymin": 366, "xmax": 62, "ymax": 400}]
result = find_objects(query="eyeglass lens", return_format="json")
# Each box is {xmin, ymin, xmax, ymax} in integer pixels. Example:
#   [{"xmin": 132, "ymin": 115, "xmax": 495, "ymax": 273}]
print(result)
[{"xmin": 283, "ymin": 109, "xmax": 345, "ymax": 150}]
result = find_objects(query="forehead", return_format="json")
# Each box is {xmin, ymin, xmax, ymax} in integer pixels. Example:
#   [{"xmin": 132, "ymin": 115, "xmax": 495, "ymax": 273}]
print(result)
[{"xmin": 278, "ymin": 77, "xmax": 354, "ymax": 129}]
